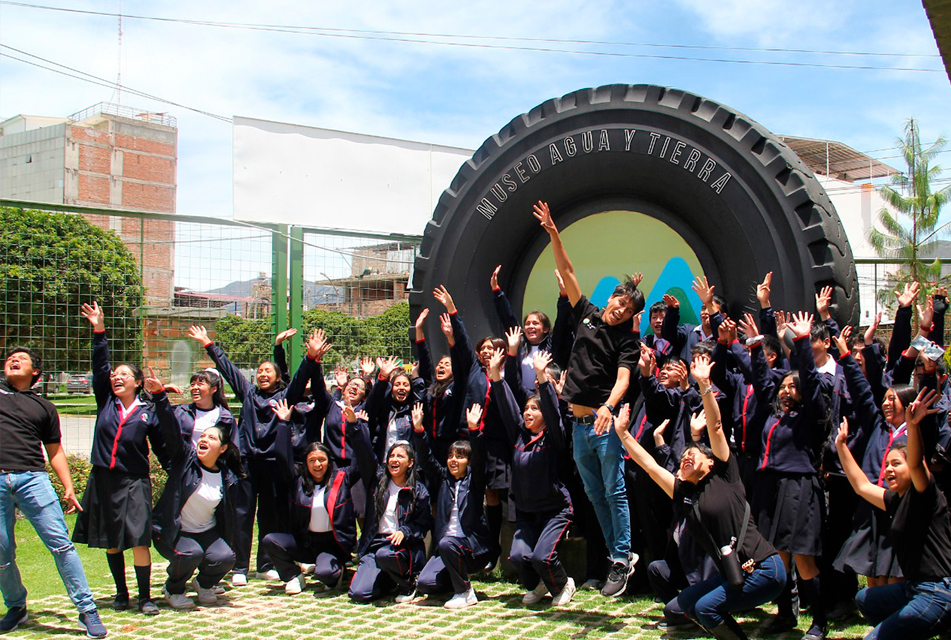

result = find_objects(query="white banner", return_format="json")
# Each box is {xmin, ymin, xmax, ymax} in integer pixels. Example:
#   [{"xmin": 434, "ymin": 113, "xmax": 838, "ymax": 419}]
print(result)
[{"xmin": 233, "ymin": 116, "xmax": 473, "ymax": 235}]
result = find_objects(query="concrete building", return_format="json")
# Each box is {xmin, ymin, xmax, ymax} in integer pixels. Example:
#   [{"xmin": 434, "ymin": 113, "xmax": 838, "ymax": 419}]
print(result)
[{"xmin": 0, "ymin": 102, "xmax": 178, "ymax": 307}]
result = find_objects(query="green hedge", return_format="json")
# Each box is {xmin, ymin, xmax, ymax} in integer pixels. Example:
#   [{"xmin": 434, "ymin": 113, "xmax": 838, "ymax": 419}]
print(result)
[{"xmin": 46, "ymin": 453, "xmax": 168, "ymax": 511}]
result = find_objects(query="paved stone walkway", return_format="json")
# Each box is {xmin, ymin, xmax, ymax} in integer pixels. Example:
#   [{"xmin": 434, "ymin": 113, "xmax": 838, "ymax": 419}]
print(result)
[{"xmin": 11, "ymin": 570, "xmax": 867, "ymax": 639}]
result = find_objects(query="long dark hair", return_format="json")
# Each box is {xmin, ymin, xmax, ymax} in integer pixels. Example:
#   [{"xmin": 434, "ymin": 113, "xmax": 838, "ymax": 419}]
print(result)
[
  {"xmin": 772, "ymin": 370, "xmax": 801, "ymax": 416},
  {"xmin": 300, "ymin": 442, "xmax": 336, "ymax": 495},
  {"xmin": 889, "ymin": 385, "xmax": 917, "ymax": 415},
  {"xmin": 429, "ymin": 355, "xmax": 453, "ymax": 400},
  {"xmin": 203, "ymin": 425, "xmax": 246, "ymax": 479},
  {"xmin": 390, "ymin": 370, "xmax": 413, "ymax": 405},
  {"xmin": 190, "ymin": 369, "xmax": 230, "ymax": 411},
  {"xmin": 375, "ymin": 440, "xmax": 420, "ymax": 523}
]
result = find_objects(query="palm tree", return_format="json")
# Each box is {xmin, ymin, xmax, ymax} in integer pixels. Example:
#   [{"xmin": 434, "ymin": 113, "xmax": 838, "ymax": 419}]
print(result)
[{"xmin": 868, "ymin": 118, "xmax": 949, "ymax": 305}]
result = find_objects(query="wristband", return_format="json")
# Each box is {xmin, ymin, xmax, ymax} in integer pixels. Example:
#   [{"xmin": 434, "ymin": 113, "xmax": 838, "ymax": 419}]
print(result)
[{"xmin": 601, "ymin": 403, "xmax": 615, "ymax": 413}]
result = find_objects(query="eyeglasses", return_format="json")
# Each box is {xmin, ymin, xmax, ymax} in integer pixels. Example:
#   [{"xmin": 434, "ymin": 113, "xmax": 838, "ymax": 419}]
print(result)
[{"xmin": 110, "ymin": 372, "xmax": 135, "ymax": 381}]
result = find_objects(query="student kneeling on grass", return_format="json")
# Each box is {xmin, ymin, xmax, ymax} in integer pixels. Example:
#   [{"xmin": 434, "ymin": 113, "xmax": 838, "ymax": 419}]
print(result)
[
  {"xmin": 614, "ymin": 355, "xmax": 786, "ymax": 640},
  {"xmin": 836, "ymin": 387, "xmax": 951, "ymax": 640},
  {"xmin": 261, "ymin": 330, "xmax": 377, "ymax": 595},
  {"xmin": 489, "ymin": 348, "xmax": 576, "ymax": 607},
  {"xmin": 148, "ymin": 367, "xmax": 244, "ymax": 610},
  {"xmin": 412, "ymin": 401, "xmax": 490, "ymax": 609},
  {"xmin": 348, "ymin": 439, "xmax": 432, "ymax": 603}
]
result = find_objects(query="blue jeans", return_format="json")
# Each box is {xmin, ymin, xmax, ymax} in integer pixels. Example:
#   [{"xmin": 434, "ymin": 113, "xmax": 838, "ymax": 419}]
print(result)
[
  {"xmin": 677, "ymin": 553, "xmax": 787, "ymax": 629},
  {"xmin": 572, "ymin": 421, "xmax": 630, "ymax": 562},
  {"xmin": 0, "ymin": 471, "xmax": 96, "ymax": 613},
  {"xmin": 857, "ymin": 579, "xmax": 951, "ymax": 640}
]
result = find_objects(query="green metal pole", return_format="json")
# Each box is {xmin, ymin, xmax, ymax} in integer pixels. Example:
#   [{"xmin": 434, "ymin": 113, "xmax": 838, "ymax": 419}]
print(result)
[
  {"xmin": 288, "ymin": 226, "xmax": 304, "ymax": 364},
  {"xmin": 272, "ymin": 225, "xmax": 289, "ymax": 347}
]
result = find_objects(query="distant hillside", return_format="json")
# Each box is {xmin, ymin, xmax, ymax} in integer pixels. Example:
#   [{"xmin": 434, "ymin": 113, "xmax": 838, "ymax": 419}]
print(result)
[{"xmin": 204, "ymin": 279, "xmax": 340, "ymax": 306}]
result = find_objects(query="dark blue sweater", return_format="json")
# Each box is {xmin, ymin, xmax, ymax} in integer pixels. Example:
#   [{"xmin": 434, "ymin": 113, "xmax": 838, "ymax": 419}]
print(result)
[{"xmin": 89, "ymin": 331, "xmax": 162, "ymax": 475}]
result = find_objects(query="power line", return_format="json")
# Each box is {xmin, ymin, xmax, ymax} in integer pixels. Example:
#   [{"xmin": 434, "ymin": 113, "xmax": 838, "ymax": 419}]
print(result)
[
  {"xmin": 1, "ymin": 0, "xmax": 940, "ymax": 59},
  {"xmin": 0, "ymin": 44, "xmax": 233, "ymax": 122},
  {"xmin": 0, "ymin": 0, "xmax": 943, "ymax": 73}
]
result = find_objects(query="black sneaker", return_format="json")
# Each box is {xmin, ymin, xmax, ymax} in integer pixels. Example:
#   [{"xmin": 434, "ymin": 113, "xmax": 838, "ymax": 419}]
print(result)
[
  {"xmin": 600, "ymin": 560, "xmax": 633, "ymax": 597},
  {"xmin": 802, "ymin": 623, "xmax": 827, "ymax": 640},
  {"xmin": 78, "ymin": 610, "xmax": 108, "ymax": 639},
  {"xmin": 827, "ymin": 599, "xmax": 856, "ymax": 622},
  {"xmin": 137, "ymin": 599, "xmax": 159, "ymax": 615},
  {"xmin": 111, "ymin": 593, "xmax": 130, "ymax": 611},
  {"xmin": 0, "ymin": 607, "xmax": 27, "ymax": 632}
]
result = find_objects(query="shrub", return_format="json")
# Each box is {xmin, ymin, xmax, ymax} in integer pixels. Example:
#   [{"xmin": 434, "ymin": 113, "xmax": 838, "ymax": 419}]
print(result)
[{"xmin": 46, "ymin": 453, "xmax": 169, "ymax": 511}]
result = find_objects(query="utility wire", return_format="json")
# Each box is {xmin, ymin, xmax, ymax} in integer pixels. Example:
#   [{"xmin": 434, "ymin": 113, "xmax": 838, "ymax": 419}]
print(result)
[
  {"xmin": 0, "ymin": 0, "xmax": 942, "ymax": 72},
  {"xmin": 0, "ymin": 1, "xmax": 940, "ymax": 59},
  {"xmin": 0, "ymin": 44, "xmax": 233, "ymax": 122}
]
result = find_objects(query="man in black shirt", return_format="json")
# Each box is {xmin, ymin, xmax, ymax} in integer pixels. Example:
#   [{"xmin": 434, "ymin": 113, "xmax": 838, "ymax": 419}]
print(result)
[
  {"xmin": 0, "ymin": 347, "xmax": 107, "ymax": 638},
  {"xmin": 534, "ymin": 201, "xmax": 642, "ymax": 597}
]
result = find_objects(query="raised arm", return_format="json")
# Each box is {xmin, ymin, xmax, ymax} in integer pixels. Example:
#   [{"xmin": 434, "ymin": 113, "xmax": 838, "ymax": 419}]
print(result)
[
  {"xmin": 534, "ymin": 351, "xmax": 565, "ymax": 450},
  {"xmin": 549, "ymin": 277, "xmax": 575, "ymax": 368},
  {"xmin": 273, "ymin": 327, "xmax": 297, "ymax": 381},
  {"xmin": 836, "ymin": 418, "xmax": 886, "ymax": 510},
  {"xmin": 270, "ymin": 398, "xmax": 300, "ymax": 484},
  {"xmin": 414, "ymin": 309, "xmax": 434, "ymax": 386},
  {"xmin": 488, "ymin": 348, "xmax": 522, "ymax": 446},
  {"xmin": 80, "ymin": 302, "xmax": 112, "ymax": 408},
  {"xmin": 533, "ymin": 201, "xmax": 581, "ymax": 306},
  {"xmin": 614, "ymin": 404, "xmax": 675, "ymax": 498},
  {"xmin": 692, "ymin": 355, "xmax": 729, "ymax": 461},
  {"xmin": 491, "ymin": 265, "xmax": 522, "ymax": 334},
  {"xmin": 144, "ymin": 367, "xmax": 186, "ymax": 465},
  {"xmin": 887, "ymin": 282, "xmax": 919, "ymax": 369},
  {"xmin": 906, "ymin": 388, "xmax": 940, "ymax": 493},
  {"xmin": 189, "ymin": 325, "xmax": 253, "ymax": 403},
  {"xmin": 411, "ymin": 402, "xmax": 442, "ymax": 488}
]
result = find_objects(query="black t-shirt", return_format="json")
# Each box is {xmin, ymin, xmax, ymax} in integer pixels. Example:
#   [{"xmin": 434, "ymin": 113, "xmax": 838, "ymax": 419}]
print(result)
[
  {"xmin": 674, "ymin": 454, "xmax": 776, "ymax": 567},
  {"xmin": 885, "ymin": 474, "xmax": 951, "ymax": 581},
  {"xmin": 563, "ymin": 296, "xmax": 640, "ymax": 408},
  {"xmin": 0, "ymin": 381, "xmax": 62, "ymax": 471}
]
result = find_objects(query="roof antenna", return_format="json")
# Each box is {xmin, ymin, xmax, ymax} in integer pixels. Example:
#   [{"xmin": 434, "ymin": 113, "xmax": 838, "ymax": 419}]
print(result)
[{"xmin": 116, "ymin": 0, "xmax": 123, "ymax": 106}]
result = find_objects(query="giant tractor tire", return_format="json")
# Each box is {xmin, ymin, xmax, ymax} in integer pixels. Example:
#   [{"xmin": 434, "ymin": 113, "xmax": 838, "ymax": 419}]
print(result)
[{"xmin": 410, "ymin": 84, "xmax": 857, "ymax": 343}]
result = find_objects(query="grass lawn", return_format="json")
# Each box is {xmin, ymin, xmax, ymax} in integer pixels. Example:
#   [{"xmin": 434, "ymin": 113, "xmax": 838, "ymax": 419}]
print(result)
[{"xmin": 9, "ymin": 515, "xmax": 875, "ymax": 640}]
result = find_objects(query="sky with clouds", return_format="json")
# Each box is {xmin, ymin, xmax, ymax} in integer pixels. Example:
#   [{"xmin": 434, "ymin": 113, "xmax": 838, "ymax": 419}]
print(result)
[{"xmin": 1, "ymin": 0, "xmax": 949, "ymax": 230}]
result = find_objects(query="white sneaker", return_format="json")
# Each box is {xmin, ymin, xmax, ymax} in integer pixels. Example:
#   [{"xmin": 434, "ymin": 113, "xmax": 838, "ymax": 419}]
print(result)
[
  {"xmin": 190, "ymin": 578, "xmax": 217, "ymax": 605},
  {"xmin": 284, "ymin": 575, "xmax": 304, "ymax": 595},
  {"xmin": 394, "ymin": 588, "xmax": 417, "ymax": 604},
  {"xmin": 522, "ymin": 582, "xmax": 548, "ymax": 605},
  {"xmin": 231, "ymin": 573, "xmax": 248, "ymax": 587},
  {"xmin": 256, "ymin": 569, "xmax": 281, "ymax": 581},
  {"xmin": 163, "ymin": 586, "xmax": 196, "ymax": 610},
  {"xmin": 300, "ymin": 563, "xmax": 316, "ymax": 575},
  {"xmin": 552, "ymin": 578, "xmax": 576, "ymax": 606},
  {"xmin": 444, "ymin": 587, "xmax": 478, "ymax": 609}
]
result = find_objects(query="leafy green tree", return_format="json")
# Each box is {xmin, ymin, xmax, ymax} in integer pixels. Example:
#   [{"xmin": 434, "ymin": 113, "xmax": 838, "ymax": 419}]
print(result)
[
  {"xmin": 0, "ymin": 207, "xmax": 144, "ymax": 374},
  {"xmin": 868, "ymin": 118, "xmax": 950, "ymax": 304}
]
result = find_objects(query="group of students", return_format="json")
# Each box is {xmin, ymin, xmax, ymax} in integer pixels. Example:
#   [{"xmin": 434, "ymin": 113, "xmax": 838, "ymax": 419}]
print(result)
[{"xmin": 3, "ymin": 200, "xmax": 951, "ymax": 640}]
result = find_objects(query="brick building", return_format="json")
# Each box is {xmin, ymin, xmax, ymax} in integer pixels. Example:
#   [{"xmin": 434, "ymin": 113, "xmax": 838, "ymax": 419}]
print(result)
[{"xmin": 0, "ymin": 102, "xmax": 177, "ymax": 306}]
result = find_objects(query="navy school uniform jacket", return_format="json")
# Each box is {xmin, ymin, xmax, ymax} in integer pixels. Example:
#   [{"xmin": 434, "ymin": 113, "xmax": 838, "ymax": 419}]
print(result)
[
  {"xmin": 414, "ymin": 311, "xmax": 474, "ymax": 458},
  {"xmin": 635, "ymin": 373, "xmax": 692, "ymax": 459},
  {"xmin": 365, "ymin": 372, "xmax": 422, "ymax": 464},
  {"xmin": 492, "ymin": 287, "xmax": 554, "ymax": 397},
  {"xmin": 492, "ymin": 378, "xmax": 571, "ymax": 513},
  {"xmin": 311, "ymin": 363, "xmax": 366, "ymax": 467},
  {"xmin": 837, "ymin": 350, "xmax": 941, "ymax": 486},
  {"xmin": 711, "ymin": 340, "xmax": 763, "ymax": 459},
  {"xmin": 752, "ymin": 336, "xmax": 828, "ymax": 474},
  {"xmin": 413, "ymin": 425, "xmax": 491, "ymax": 558},
  {"xmin": 152, "ymin": 402, "xmax": 239, "ymax": 471},
  {"xmin": 89, "ymin": 330, "xmax": 162, "ymax": 475},
  {"xmin": 205, "ymin": 342, "xmax": 314, "ymax": 461},
  {"xmin": 548, "ymin": 294, "xmax": 576, "ymax": 371},
  {"xmin": 459, "ymin": 311, "xmax": 511, "ymax": 445},
  {"xmin": 151, "ymin": 391, "xmax": 239, "ymax": 548},
  {"xmin": 273, "ymin": 417, "xmax": 375, "ymax": 558},
  {"xmin": 357, "ymin": 469, "xmax": 433, "ymax": 557}
]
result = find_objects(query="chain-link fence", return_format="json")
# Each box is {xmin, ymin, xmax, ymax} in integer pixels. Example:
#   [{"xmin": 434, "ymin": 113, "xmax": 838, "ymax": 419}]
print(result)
[{"xmin": 1, "ymin": 204, "xmax": 419, "ymax": 454}]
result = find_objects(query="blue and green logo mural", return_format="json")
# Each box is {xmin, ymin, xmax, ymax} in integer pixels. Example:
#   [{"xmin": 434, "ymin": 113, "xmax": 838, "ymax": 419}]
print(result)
[{"xmin": 522, "ymin": 210, "xmax": 704, "ymax": 333}]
